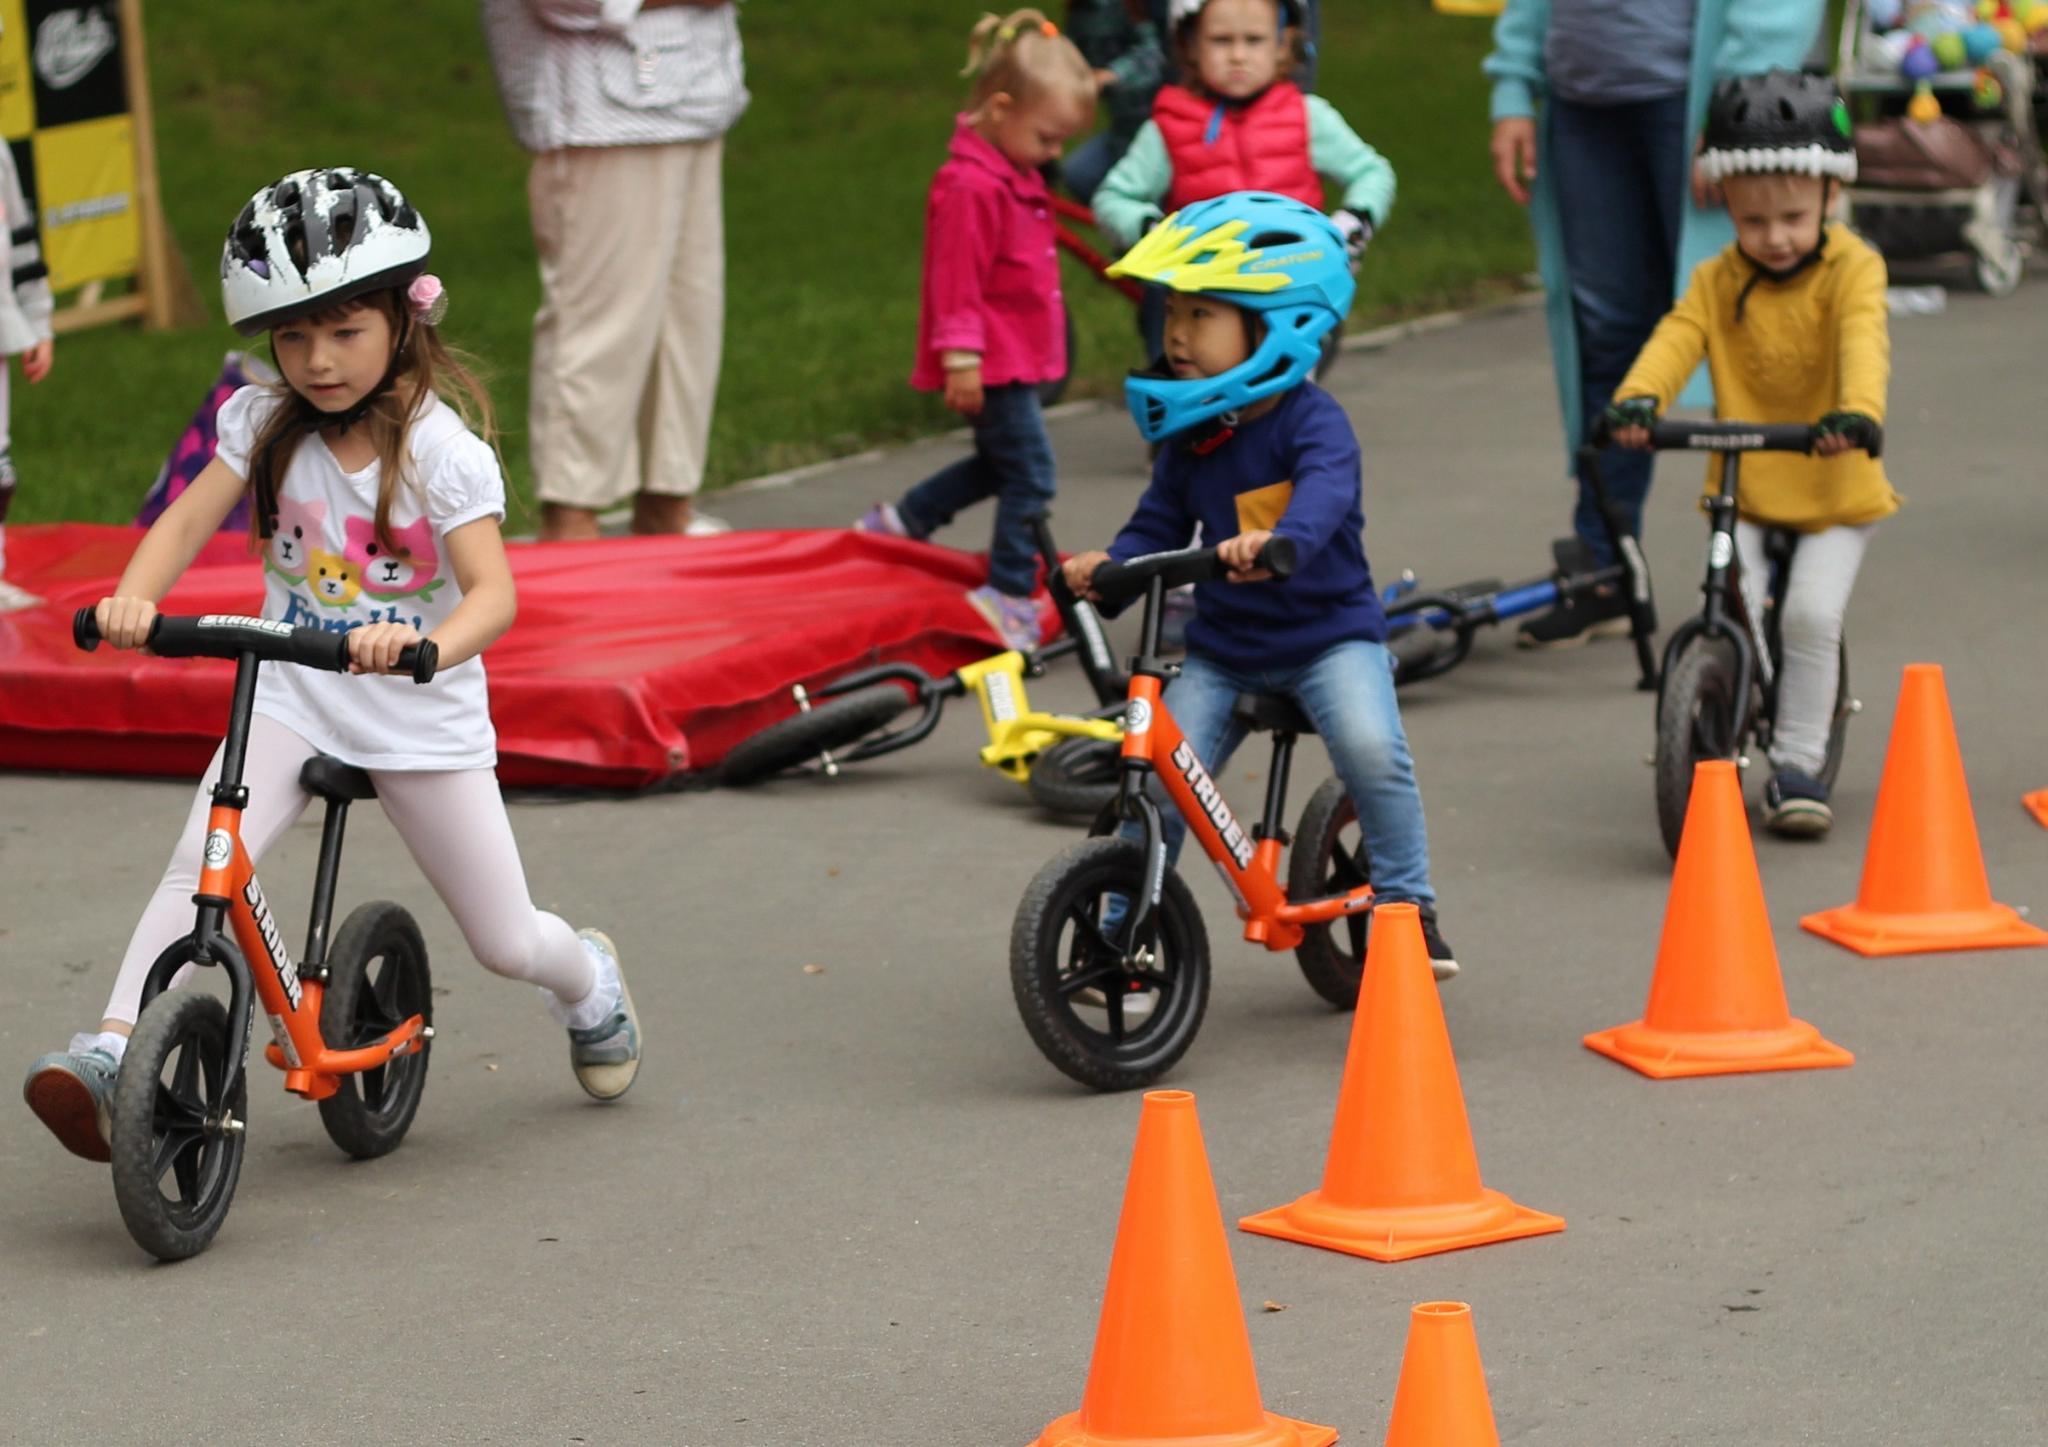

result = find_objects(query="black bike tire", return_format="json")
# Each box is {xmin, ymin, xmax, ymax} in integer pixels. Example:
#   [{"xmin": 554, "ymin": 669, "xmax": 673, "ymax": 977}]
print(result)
[
  {"xmin": 1026, "ymin": 735, "xmax": 1124, "ymax": 818},
  {"xmin": 1818, "ymin": 638, "xmax": 1851, "ymax": 791},
  {"xmin": 1655, "ymin": 637, "xmax": 1741, "ymax": 860},
  {"xmin": 717, "ymin": 685, "xmax": 912, "ymax": 787},
  {"xmin": 1010, "ymin": 838, "xmax": 1210, "ymax": 1092},
  {"xmin": 316, "ymin": 901, "xmax": 433, "ymax": 1161},
  {"xmin": 1287, "ymin": 776, "xmax": 1376, "ymax": 1009},
  {"xmin": 110, "ymin": 991, "xmax": 248, "ymax": 1262}
]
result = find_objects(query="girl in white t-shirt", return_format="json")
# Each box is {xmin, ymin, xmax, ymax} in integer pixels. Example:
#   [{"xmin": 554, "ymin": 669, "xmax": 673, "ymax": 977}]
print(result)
[{"xmin": 23, "ymin": 169, "xmax": 641, "ymax": 1164}]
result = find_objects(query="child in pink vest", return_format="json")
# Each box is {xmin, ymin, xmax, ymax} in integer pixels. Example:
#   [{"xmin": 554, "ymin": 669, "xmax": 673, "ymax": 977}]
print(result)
[
  {"xmin": 1093, "ymin": 0, "xmax": 1393, "ymax": 358},
  {"xmin": 856, "ymin": 10, "xmax": 1097, "ymax": 651}
]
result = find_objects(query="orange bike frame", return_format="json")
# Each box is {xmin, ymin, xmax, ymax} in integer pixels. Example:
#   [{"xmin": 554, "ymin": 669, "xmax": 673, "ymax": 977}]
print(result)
[
  {"xmin": 1120, "ymin": 674, "xmax": 1374, "ymax": 950},
  {"xmin": 197, "ymin": 805, "xmax": 426, "ymax": 1102}
]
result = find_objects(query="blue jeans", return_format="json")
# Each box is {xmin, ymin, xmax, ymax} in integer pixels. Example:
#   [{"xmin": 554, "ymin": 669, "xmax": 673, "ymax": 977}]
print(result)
[
  {"xmin": 1549, "ymin": 93, "xmax": 1689, "ymax": 565},
  {"xmin": 895, "ymin": 382, "xmax": 1056, "ymax": 597},
  {"xmin": 1122, "ymin": 640, "xmax": 1434, "ymax": 906},
  {"xmin": 1063, "ymin": 132, "xmax": 1128, "ymax": 205}
]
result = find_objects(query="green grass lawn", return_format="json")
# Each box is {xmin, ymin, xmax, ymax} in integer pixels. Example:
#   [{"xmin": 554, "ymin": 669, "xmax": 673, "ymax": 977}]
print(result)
[{"xmin": 15, "ymin": 0, "xmax": 1529, "ymax": 526}]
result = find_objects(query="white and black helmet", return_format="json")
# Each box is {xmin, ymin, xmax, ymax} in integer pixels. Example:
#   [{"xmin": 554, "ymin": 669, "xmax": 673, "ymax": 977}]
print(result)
[
  {"xmin": 221, "ymin": 168, "xmax": 430, "ymax": 335},
  {"xmin": 1698, "ymin": 70, "xmax": 1858, "ymax": 186}
]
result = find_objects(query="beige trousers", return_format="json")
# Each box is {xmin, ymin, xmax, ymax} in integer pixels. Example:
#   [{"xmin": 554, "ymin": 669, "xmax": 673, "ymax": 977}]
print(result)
[{"xmin": 527, "ymin": 137, "xmax": 725, "ymax": 509}]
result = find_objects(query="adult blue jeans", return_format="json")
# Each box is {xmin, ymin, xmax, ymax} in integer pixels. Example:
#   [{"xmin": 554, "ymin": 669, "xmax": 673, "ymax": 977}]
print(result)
[
  {"xmin": 1121, "ymin": 639, "xmax": 1434, "ymax": 906},
  {"xmin": 1549, "ymin": 92, "xmax": 1689, "ymax": 566},
  {"xmin": 895, "ymin": 381, "xmax": 1056, "ymax": 597},
  {"xmin": 1063, "ymin": 132, "xmax": 1128, "ymax": 205}
]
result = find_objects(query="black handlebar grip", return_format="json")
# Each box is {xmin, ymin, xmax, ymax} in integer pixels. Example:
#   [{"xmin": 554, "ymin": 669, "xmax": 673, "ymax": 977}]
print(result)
[
  {"xmin": 398, "ymin": 640, "xmax": 439, "ymax": 685},
  {"xmin": 73, "ymin": 608, "xmax": 101, "ymax": 651},
  {"xmin": 1258, "ymin": 534, "xmax": 1298, "ymax": 580}
]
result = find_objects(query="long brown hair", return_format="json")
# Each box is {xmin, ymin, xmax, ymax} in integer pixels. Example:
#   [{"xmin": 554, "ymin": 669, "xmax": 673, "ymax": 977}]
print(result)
[{"xmin": 245, "ymin": 288, "xmax": 500, "ymax": 565}]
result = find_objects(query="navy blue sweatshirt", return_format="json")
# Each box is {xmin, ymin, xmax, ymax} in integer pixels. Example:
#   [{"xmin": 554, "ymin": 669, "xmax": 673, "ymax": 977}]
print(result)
[{"xmin": 1106, "ymin": 382, "xmax": 1385, "ymax": 671}]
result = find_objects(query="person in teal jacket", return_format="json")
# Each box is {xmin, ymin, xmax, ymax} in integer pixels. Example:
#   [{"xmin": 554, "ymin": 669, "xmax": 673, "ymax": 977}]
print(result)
[{"xmin": 1482, "ymin": 0, "xmax": 1824, "ymax": 646}]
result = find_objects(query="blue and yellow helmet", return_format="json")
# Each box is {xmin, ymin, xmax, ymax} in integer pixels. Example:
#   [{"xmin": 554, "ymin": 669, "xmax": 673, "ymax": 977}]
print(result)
[{"xmin": 1106, "ymin": 192, "xmax": 1355, "ymax": 442}]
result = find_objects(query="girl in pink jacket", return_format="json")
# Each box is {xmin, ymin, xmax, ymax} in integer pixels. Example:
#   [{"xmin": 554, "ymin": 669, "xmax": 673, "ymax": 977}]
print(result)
[{"xmin": 857, "ymin": 9, "xmax": 1096, "ymax": 652}]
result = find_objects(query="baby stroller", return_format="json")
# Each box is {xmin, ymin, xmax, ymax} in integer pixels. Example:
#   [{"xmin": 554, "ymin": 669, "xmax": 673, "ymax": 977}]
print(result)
[{"xmin": 1837, "ymin": 1, "xmax": 2048, "ymax": 296}]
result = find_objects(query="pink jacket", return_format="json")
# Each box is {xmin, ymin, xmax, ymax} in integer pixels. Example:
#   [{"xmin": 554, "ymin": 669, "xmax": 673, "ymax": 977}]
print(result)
[{"xmin": 911, "ymin": 117, "xmax": 1066, "ymax": 391}]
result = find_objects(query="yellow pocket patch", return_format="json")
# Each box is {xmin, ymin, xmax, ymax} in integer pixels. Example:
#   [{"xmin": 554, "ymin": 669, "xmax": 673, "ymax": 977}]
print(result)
[{"xmin": 1235, "ymin": 480, "xmax": 1293, "ymax": 534}]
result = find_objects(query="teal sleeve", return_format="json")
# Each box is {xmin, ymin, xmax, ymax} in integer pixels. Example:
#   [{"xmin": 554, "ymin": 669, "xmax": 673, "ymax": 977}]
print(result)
[
  {"xmin": 1092, "ymin": 121, "xmax": 1171, "ymax": 250},
  {"xmin": 1713, "ymin": 0, "xmax": 1825, "ymax": 77},
  {"xmin": 1481, "ymin": 0, "xmax": 1552, "ymax": 121},
  {"xmin": 1304, "ymin": 96, "xmax": 1395, "ymax": 229}
]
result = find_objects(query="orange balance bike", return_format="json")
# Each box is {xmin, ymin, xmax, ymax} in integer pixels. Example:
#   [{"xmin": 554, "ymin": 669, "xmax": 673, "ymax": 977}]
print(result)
[
  {"xmin": 1009, "ymin": 537, "xmax": 1383, "ymax": 1091},
  {"xmin": 74, "ymin": 610, "xmax": 439, "ymax": 1261}
]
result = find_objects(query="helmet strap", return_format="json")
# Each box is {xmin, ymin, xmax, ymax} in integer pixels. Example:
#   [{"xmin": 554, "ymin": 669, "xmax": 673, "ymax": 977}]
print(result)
[
  {"xmin": 268, "ymin": 309, "xmax": 413, "ymax": 436},
  {"xmin": 1187, "ymin": 410, "xmax": 1239, "ymax": 455},
  {"xmin": 1734, "ymin": 224, "xmax": 1830, "ymax": 323}
]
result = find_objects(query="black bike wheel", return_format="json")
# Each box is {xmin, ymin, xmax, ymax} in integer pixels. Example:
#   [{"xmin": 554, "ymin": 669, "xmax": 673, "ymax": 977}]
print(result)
[
  {"xmin": 1818, "ymin": 638, "xmax": 1851, "ymax": 791},
  {"xmin": 1010, "ymin": 838, "xmax": 1209, "ymax": 1091},
  {"xmin": 718, "ymin": 685, "xmax": 911, "ymax": 786},
  {"xmin": 1287, "ymin": 776, "xmax": 1376, "ymax": 1009},
  {"xmin": 1026, "ymin": 735, "xmax": 1123, "ymax": 818},
  {"xmin": 1655, "ymin": 637, "xmax": 1742, "ymax": 859},
  {"xmin": 317, "ymin": 901, "xmax": 433, "ymax": 1161},
  {"xmin": 109, "ymin": 991, "xmax": 248, "ymax": 1262}
]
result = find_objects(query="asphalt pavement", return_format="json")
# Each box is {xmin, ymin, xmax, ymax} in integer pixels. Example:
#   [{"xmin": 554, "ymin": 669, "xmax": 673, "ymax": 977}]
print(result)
[{"xmin": 3, "ymin": 282, "xmax": 2044, "ymax": 1445}]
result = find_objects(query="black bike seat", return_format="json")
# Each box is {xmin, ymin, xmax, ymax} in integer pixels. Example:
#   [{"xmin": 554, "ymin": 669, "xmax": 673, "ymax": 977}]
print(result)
[
  {"xmin": 300, "ymin": 755, "xmax": 377, "ymax": 803},
  {"xmin": 1762, "ymin": 528, "xmax": 1798, "ymax": 566},
  {"xmin": 1231, "ymin": 692, "xmax": 1316, "ymax": 736}
]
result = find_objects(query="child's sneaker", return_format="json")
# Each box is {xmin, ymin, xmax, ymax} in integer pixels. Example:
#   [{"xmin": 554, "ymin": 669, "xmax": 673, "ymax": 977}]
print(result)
[
  {"xmin": 854, "ymin": 502, "xmax": 911, "ymax": 539},
  {"xmin": 966, "ymin": 584, "xmax": 1043, "ymax": 653},
  {"xmin": 1416, "ymin": 904, "xmax": 1459, "ymax": 981},
  {"xmin": 1764, "ymin": 770, "xmax": 1833, "ymax": 837},
  {"xmin": 22, "ymin": 1033, "xmax": 124, "ymax": 1162},
  {"xmin": 562, "ymin": 930, "xmax": 641, "ymax": 1101},
  {"xmin": 1516, "ymin": 585, "xmax": 1630, "ymax": 649},
  {"xmin": 0, "ymin": 578, "xmax": 42, "ymax": 613}
]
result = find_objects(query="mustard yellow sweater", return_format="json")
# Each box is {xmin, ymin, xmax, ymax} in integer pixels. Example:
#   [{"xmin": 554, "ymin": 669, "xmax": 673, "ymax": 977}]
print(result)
[{"xmin": 1615, "ymin": 225, "xmax": 1898, "ymax": 532}]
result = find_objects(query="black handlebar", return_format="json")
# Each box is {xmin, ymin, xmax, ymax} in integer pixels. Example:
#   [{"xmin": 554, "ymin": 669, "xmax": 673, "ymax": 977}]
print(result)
[
  {"xmin": 1592, "ymin": 417, "xmax": 1883, "ymax": 460},
  {"xmin": 75, "ymin": 610, "xmax": 438, "ymax": 685},
  {"xmin": 1087, "ymin": 535, "xmax": 1299, "ymax": 605}
]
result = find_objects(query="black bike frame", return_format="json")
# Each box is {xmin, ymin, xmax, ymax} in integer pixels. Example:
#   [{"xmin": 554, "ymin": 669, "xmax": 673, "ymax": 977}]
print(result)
[{"xmin": 1646, "ymin": 420, "xmax": 1823, "ymax": 739}]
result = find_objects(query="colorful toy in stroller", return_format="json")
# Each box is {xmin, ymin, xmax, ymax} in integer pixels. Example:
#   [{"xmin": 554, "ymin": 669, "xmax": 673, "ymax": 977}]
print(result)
[{"xmin": 1838, "ymin": 0, "xmax": 2048, "ymax": 295}]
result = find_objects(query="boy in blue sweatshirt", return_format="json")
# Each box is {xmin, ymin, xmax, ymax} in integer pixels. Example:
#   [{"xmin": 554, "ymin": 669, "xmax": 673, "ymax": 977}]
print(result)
[{"xmin": 1065, "ymin": 191, "xmax": 1453, "ymax": 976}]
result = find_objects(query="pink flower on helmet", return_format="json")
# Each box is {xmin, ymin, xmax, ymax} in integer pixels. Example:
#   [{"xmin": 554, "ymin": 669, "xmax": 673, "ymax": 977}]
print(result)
[{"xmin": 407, "ymin": 273, "xmax": 447, "ymax": 325}]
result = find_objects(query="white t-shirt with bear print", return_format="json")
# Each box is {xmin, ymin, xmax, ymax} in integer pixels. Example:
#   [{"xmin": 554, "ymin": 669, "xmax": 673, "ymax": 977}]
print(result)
[{"xmin": 213, "ymin": 385, "xmax": 506, "ymax": 771}]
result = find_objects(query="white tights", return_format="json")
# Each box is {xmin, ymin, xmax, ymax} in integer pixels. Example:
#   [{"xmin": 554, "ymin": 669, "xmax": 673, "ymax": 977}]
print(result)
[
  {"xmin": 1734, "ymin": 521, "xmax": 1874, "ymax": 780},
  {"xmin": 102, "ymin": 715, "xmax": 597, "ymax": 1028}
]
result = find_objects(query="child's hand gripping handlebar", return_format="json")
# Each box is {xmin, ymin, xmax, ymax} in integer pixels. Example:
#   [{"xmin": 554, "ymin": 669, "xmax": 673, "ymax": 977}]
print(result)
[
  {"xmin": 1085, "ymin": 536, "xmax": 1300, "ymax": 606},
  {"xmin": 1597, "ymin": 416, "xmax": 1885, "ymax": 460},
  {"xmin": 75, "ymin": 610, "xmax": 439, "ymax": 685}
]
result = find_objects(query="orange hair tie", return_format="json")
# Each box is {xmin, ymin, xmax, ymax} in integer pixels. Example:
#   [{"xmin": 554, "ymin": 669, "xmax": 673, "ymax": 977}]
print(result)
[{"xmin": 1041, "ymin": 19, "xmax": 1059, "ymax": 36}]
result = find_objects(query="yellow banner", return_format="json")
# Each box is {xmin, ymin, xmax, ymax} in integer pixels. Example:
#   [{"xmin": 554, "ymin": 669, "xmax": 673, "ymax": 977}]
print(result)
[
  {"xmin": 34, "ymin": 113, "xmax": 137, "ymax": 289},
  {"xmin": 0, "ymin": 0, "xmax": 27, "ymax": 140}
]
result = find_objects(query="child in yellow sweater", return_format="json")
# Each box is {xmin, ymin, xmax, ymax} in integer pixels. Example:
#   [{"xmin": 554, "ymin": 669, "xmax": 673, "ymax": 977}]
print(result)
[{"xmin": 1608, "ymin": 70, "xmax": 1894, "ymax": 838}]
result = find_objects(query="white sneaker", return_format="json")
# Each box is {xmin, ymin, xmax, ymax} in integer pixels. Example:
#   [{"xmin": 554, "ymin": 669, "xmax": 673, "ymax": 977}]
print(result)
[
  {"xmin": 684, "ymin": 512, "xmax": 733, "ymax": 537},
  {"xmin": 0, "ymin": 578, "xmax": 42, "ymax": 613}
]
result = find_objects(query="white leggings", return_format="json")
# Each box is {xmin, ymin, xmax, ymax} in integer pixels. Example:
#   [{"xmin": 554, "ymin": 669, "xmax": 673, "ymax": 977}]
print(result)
[
  {"xmin": 1734, "ymin": 521, "xmax": 1874, "ymax": 780},
  {"xmin": 103, "ymin": 715, "xmax": 597, "ymax": 1027}
]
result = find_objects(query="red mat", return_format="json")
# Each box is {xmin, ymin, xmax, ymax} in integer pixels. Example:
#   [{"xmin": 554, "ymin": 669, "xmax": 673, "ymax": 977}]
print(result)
[{"xmin": 0, "ymin": 524, "xmax": 1029, "ymax": 789}]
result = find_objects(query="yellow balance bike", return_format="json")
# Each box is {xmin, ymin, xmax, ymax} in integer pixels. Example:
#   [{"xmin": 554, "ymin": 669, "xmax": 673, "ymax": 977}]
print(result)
[{"xmin": 718, "ymin": 515, "xmax": 1128, "ymax": 817}]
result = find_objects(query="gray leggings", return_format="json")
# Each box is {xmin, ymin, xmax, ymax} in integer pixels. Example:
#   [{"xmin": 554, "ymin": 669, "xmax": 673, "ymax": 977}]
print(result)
[{"xmin": 1734, "ymin": 521, "xmax": 1874, "ymax": 780}]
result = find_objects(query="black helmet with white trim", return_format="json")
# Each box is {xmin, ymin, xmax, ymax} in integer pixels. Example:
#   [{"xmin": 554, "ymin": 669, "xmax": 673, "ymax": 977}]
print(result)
[
  {"xmin": 221, "ymin": 168, "xmax": 430, "ymax": 335},
  {"xmin": 1698, "ymin": 70, "xmax": 1857, "ymax": 186}
]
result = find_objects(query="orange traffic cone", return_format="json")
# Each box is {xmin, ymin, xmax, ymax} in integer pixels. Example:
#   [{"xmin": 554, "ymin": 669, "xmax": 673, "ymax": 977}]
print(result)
[
  {"xmin": 1383, "ymin": 1303, "xmax": 1500, "ymax": 1447},
  {"xmin": 1802, "ymin": 664, "xmax": 2048, "ymax": 956},
  {"xmin": 1030, "ymin": 1090, "xmax": 1336, "ymax": 1447},
  {"xmin": 1239, "ymin": 904, "xmax": 1562, "ymax": 1262},
  {"xmin": 1585, "ymin": 760, "xmax": 1852, "ymax": 1077},
  {"xmin": 2023, "ymin": 790, "xmax": 2048, "ymax": 830}
]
